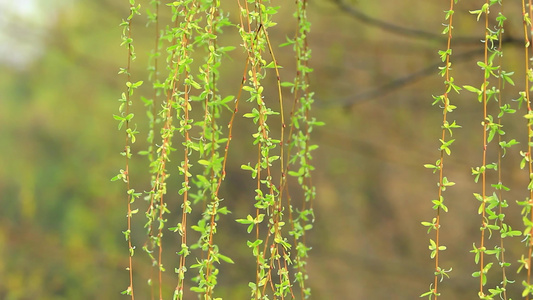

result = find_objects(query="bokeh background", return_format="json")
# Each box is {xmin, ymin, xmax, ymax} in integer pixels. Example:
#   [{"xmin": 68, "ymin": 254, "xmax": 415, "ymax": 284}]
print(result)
[{"xmin": 2, "ymin": 0, "xmax": 533, "ymax": 299}]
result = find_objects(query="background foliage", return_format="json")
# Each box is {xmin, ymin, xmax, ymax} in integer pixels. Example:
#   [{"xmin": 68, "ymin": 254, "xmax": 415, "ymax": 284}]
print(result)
[{"xmin": 3, "ymin": 0, "xmax": 533, "ymax": 299}]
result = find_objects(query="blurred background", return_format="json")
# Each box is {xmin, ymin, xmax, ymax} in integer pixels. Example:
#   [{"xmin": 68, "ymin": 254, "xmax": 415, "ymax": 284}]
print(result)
[{"xmin": 2, "ymin": 0, "xmax": 533, "ymax": 299}]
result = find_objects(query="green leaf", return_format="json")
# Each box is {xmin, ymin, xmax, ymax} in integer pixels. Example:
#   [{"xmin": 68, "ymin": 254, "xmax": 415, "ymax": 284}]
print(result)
[
  {"xmin": 247, "ymin": 239, "xmax": 263, "ymax": 248},
  {"xmin": 197, "ymin": 159, "xmax": 210, "ymax": 166},
  {"xmin": 190, "ymin": 286, "xmax": 205, "ymax": 293},
  {"xmin": 281, "ymin": 82, "xmax": 294, "ymax": 87},
  {"xmin": 217, "ymin": 253, "xmax": 235, "ymax": 264},
  {"xmin": 220, "ymin": 46, "xmax": 236, "ymax": 52},
  {"xmin": 236, "ymin": 215, "xmax": 254, "ymax": 225},
  {"xmin": 463, "ymin": 85, "xmax": 481, "ymax": 94},
  {"xmin": 111, "ymin": 174, "xmax": 122, "ymax": 181},
  {"xmin": 241, "ymin": 164, "xmax": 254, "ymax": 171}
]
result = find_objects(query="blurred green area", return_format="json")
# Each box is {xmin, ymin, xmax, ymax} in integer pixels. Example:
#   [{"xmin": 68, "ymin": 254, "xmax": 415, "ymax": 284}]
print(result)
[{"xmin": 2, "ymin": 0, "xmax": 533, "ymax": 299}]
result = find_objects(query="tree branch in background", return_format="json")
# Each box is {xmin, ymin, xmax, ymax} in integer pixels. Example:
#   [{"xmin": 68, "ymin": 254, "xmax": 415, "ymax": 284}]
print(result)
[
  {"xmin": 321, "ymin": 48, "xmax": 484, "ymax": 108},
  {"xmin": 316, "ymin": 3, "xmax": 524, "ymax": 109},
  {"xmin": 332, "ymin": 0, "xmax": 481, "ymax": 45}
]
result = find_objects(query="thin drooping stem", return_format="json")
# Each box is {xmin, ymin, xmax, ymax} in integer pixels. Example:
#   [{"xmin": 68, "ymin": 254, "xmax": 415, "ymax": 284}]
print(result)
[
  {"xmin": 122, "ymin": 2, "xmax": 138, "ymax": 298},
  {"xmin": 433, "ymin": 0, "xmax": 456, "ymax": 298},
  {"xmin": 478, "ymin": 1, "xmax": 490, "ymax": 296},
  {"xmin": 526, "ymin": 1, "xmax": 533, "ymax": 298},
  {"xmin": 495, "ymin": 3, "xmax": 510, "ymax": 299},
  {"xmin": 520, "ymin": 1, "xmax": 533, "ymax": 298}
]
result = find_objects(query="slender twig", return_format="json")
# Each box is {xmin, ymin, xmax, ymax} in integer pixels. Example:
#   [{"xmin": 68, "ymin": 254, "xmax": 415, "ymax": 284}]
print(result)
[
  {"xmin": 332, "ymin": 0, "xmax": 481, "ymax": 44},
  {"xmin": 323, "ymin": 48, "xmax": 483, "ymax": 108}
]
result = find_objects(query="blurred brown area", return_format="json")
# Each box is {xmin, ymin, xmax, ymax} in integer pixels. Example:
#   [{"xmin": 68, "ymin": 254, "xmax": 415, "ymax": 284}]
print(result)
[{"xmin": 1, "ymin": 0, "xmax": 532, "ymax": 299}]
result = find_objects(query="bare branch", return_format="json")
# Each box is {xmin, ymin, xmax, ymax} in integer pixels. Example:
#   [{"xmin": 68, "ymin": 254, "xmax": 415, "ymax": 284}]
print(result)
[
  {"xmin": 320, "ymin": 48, "xmax": 484, "ymax": 108},
  {"xmin": 332, "ymin": 0, "xmax": 481, "ymax": 44}
]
